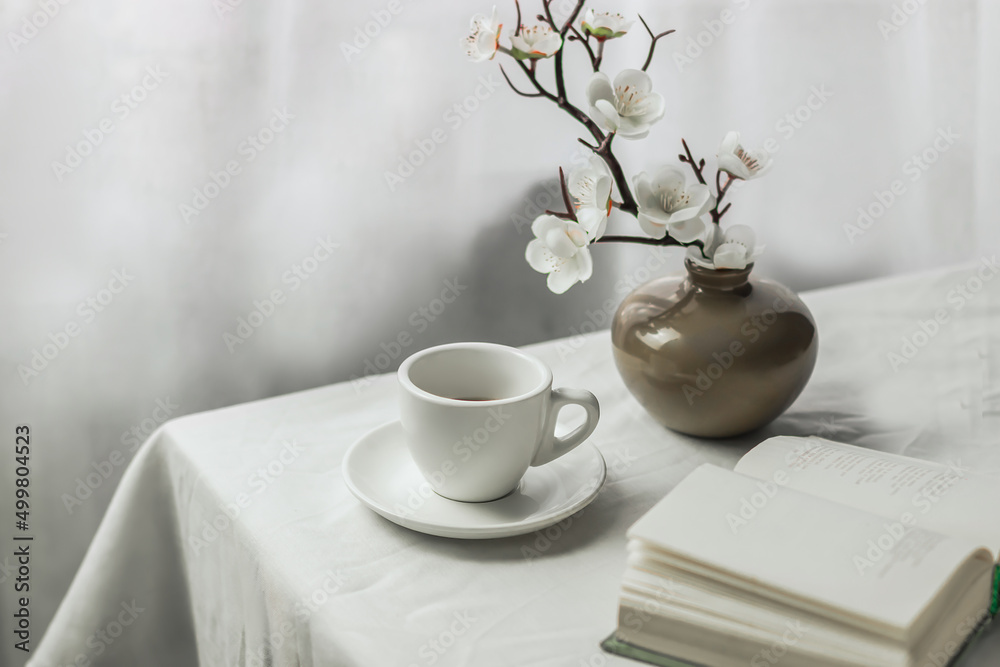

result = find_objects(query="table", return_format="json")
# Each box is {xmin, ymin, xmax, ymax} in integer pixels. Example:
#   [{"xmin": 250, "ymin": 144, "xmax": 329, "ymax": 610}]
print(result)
[{"xmin": 29, "ymin": 262, "xmax": 1000, "ymax": 667}]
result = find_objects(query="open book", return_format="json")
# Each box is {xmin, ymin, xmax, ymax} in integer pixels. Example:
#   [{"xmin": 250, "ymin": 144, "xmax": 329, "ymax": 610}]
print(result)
[{"xmin": 604, "ymin": 436, "xmax": 1000, "ymax": 667}]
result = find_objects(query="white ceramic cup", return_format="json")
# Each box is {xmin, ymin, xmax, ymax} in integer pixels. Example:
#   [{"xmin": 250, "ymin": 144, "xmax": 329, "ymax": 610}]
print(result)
[{"xmin": 397, "ymin": 342, "xmax": 600, "ymax": 503}]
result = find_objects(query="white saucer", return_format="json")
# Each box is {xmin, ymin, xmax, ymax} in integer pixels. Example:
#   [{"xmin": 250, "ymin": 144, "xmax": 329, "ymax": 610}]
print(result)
[{"xmin": 342, "ymin": 421, "xmax": 607, "ymax": 539}]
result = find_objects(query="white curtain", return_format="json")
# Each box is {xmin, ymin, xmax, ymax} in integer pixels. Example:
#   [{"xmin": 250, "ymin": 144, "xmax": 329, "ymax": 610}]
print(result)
[{"xmin": 0, "ymin": 0, "xmax": 996, "ymax": 663}]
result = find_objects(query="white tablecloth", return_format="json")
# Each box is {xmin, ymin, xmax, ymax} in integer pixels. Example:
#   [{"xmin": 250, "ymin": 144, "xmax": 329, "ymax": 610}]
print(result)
[{"xmin": 30, "ymin": 263, "xmax": 1000, "ymax": 667}]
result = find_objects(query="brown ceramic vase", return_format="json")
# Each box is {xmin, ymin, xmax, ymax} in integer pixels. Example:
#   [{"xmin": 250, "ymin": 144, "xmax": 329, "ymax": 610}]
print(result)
[{"xmin": 611, "ymin": 260, "xmax": 818, "ymax": 438}]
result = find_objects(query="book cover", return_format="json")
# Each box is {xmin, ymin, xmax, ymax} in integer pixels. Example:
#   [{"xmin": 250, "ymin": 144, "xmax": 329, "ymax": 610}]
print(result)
[
  {"xmin": 602, "ymin": 614, "xmax": 997, "ymax": 667},
  {"xmin": 602, "ymin": 566, "xmax": 998, "ymax": 667}
]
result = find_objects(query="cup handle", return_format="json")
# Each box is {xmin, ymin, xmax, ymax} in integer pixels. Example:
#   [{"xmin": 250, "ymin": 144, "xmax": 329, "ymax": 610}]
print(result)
[{"xmin": 530, "ymin": 388, "xmax": 600, "ymax": 467}]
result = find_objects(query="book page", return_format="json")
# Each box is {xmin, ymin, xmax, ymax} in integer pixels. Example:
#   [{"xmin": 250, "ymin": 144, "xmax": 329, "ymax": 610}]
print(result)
[
  {"xmin": 627, "ymin": 464, "xmax": 994, "ymax": 635},
  {"xmin": 619, "ymin": 562, "xmax": 905, "ymax": 665},
  {"xmin": 734, "ymin": 437, "xmax": 1000, "ymax": 559}
]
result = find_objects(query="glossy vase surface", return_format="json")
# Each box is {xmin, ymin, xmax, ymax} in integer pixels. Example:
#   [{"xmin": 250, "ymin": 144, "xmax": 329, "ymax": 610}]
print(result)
[{"xmin": 611, "ymin": 260, "xmax": 818, "ymax": 438}]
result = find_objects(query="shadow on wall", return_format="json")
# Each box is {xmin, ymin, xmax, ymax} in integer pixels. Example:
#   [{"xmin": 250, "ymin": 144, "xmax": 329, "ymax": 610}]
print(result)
[
  {"xmin": 343, "ymin": 179, "xmax": 623, "ymax": 385},
  {"xmin": 458, "ymin": 180, "xmax": 622, "ymax": 347}
]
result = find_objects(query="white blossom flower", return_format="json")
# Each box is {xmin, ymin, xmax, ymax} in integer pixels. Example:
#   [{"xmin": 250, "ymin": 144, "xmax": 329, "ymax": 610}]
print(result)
[
  {"xmin": 567, "ymin": 155, "xmax": 613, "ymax": 239},
  {"xmin": 526, "ymin": 215, "xmax": 594, "ymax": 293},
  {"xmin": 586, "ymin": 69, "xmax": 665, "ymax": 139},
  {"xmin": 717, "ymin": 131, "xmax": 772, "ymax": 180},
  {"xmin": 464, "ymin": 7, "xmax": 502, "ymax": 62},
  {"xmin": 633, "ymin": 166, "xmax": 714, "ymax": 242},
  {"xmin": 581, "ymin": 10, "xmax": 633, "ymax": 39},
  {"xmin": 509, "ymin": 25, "xmax": 562, "ymax": 59},
  {"xmin": 687, "ymin": 224, "xmax": 762, "ymax": 270},
  {"xmin": 712, "ymin": 224, "xmax": 762, "ymax": 269}
]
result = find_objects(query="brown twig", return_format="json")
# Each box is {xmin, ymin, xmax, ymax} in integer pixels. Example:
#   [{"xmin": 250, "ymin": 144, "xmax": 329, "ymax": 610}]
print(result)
[
  {"xmin": 595, "ymin": 134, "xmax": 637, "ymax": 216},
  {"xmin": 710, "ymin": 171, "xmax": 735, "ymax": 223},
  {"xmin": 514, "ymin": 0, "xmax": 522, "ymax": 36},
  {"xmin": 560, "ymin": 0, "xmax": 587, "ymax": 35},
  {"xmin": 512, "ymin": 60, "xmax": 558, "ymax": 101},
  {"xmin": 594, "ymin": 39, "xmax": 605, "ymax": 70},
  {"xmin": 567, "ymin": 26, "xmax": 599, "ymax": 71},
  {"xmin": 638, "ymin": 15, "xmax": 675, "ymax": 72},
  {"xmin": 550, "ymin": 0, "xmax": 587, "ymax": 103},
  {"xmin": 679, "ymin": 140, "xmax": 736, "ymax": 223},
  {"xmin": 512, "ymin": 60, "xmax": 591, "ymax": 123},
  {"xmin": 499, "ymin": 65, "xmax": 543, "ymax": 97},
  {"xmin": 595, "ymin": 236, "xmax": 706, "ymax": 253},
  {"xmin": 540, "ymin": 0, "xmax": 556, "ymax": 28},
  {"xmin": 576, "ymin": 135, "xmax": 637, "ymax": 215},
  {"xmin": 596, "ymin": 235, "xmax": 681, "ymax": 246},
  {"xmin": 558, "ymin": 167, "xmax": 578, "ymax": 221},
  {"xmin": 678, "ymin": 138, "xmax": 707, "ymax": 185}
]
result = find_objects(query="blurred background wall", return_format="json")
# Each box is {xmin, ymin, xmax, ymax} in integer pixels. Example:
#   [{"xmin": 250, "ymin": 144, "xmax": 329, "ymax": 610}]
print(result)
[{"xmin": 1, "ymin": 0, "xmax": 997, "ymax": 663}]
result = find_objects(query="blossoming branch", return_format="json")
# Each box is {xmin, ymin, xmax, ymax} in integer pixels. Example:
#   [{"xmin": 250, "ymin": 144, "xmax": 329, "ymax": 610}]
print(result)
[{"xmin": 464, "ymin": 2, "xmax": 772, "ymax": 293}]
